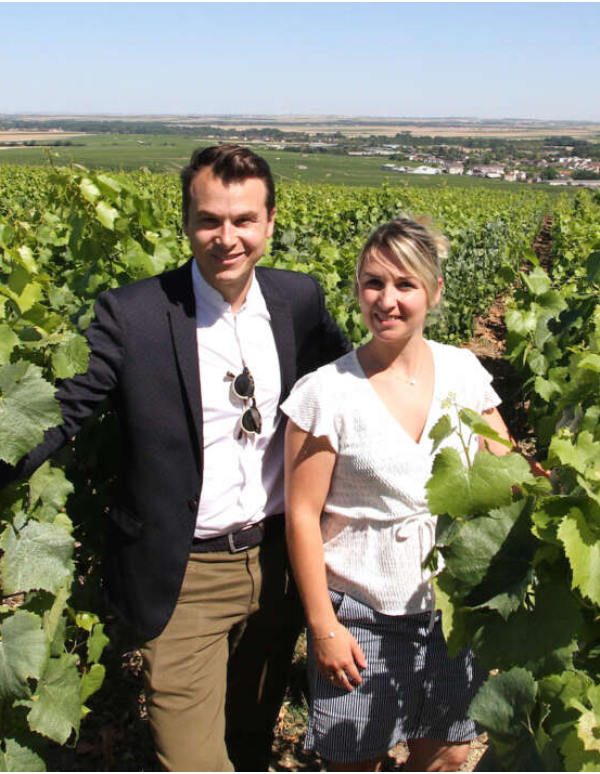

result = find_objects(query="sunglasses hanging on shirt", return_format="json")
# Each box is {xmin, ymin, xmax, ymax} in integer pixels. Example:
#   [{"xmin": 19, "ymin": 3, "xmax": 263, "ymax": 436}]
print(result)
[{"xmin": 227, "ymin": 367, "xmax": 262, "ymax": 439}]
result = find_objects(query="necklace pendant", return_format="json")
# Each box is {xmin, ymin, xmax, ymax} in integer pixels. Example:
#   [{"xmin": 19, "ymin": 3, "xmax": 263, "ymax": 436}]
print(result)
[{"xmin": 409, "ymin": 378, "xmax": 416, "ymax": 386}]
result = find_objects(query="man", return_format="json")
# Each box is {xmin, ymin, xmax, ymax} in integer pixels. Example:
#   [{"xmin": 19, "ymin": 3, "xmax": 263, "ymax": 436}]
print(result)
[{"xmin": 4, "ymin": 146, "xmax": 350, "ymax": 771}]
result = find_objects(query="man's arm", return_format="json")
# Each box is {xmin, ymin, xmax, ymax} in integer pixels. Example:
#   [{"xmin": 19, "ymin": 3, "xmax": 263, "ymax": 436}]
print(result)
[{"xmin": 0, "ymin": 291, "xmax": 124, "ymax": 487}]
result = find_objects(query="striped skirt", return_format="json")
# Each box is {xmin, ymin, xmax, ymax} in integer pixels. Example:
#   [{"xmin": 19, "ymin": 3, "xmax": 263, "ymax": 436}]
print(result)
[{"xmin": 304, "ymin": 590, "xmax": 485, "ymax": 763}]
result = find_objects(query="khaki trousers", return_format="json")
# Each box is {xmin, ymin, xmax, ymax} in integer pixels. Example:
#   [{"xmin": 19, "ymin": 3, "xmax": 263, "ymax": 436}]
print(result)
[{"xmin": 141, "ymin": 530, "xmax": 303, "ymax": 772}]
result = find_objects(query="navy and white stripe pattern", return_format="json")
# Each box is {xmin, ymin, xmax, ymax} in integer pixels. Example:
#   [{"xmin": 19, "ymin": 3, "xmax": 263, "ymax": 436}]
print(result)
[{"xmin": 304, "ymin": 591, "xmax": 485, "ymax": 763}]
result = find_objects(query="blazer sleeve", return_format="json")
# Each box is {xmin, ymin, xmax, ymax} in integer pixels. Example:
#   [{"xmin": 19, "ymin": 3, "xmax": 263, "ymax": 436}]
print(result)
[{"xmin": 0, "ymin": 290, "xmax": 125, "ymax": 487}]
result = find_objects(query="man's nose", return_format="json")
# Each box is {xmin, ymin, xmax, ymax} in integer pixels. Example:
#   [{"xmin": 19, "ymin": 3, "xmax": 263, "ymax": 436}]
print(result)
[{"xmin": 217, "ymin": 222, "xmax": 236, "ymax": 248}]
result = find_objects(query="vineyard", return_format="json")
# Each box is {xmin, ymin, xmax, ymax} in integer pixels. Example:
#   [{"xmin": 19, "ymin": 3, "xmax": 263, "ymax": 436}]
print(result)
[{"xmin": 0, "ymin": 163, "xmax": 599, "ymax": 771}]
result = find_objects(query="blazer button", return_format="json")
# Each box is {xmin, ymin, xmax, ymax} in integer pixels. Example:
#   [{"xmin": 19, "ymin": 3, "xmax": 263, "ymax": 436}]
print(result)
[{"xmin": 188, "ymin": 498, "xmax": 198, "ymax": 512}]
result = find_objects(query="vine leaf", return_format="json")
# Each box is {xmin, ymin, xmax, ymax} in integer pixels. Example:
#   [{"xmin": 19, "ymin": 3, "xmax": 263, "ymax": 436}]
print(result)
[
  {"xmin": 20, "ymin": 654, "xmax": 81, "ymax": 745},
  {"xmin": 472, "ymin": 582, "xmax": 581, "ymax": 672},
  {"xmin": 44, "ymin": 585, "xmax": 70, "ymax": 657},
  {"xmin": 549, "ymin": 430, "xmax": 600, "ymax": 478},
  {"xmin": 29, "ymin": 463, "xmax": 74, "ymax": 514},
  {"xmin": 558, "ymin": 506, "xmax": 600, "ymax": 605},
  {"xmin": 441, "ymin": 498, "xmax": 535, "ymax": 593},
  {"xmin": 81, "ymin": 663, "xmax": 106, "ymax": 704},
  {"xmin": 78, "ymin": 178, "xmax": 100, "ymax": 203},
  {"xmin": 0, "ymin": 323, "xmax": 19, "ymax": 365},
  {"xmin": 87, "ymin": 623, "xmax": 110, "ymax": 665},
  {"xmin": 561, "ymin": 728, "xmax": 600, "ymax": 772},
  {"xmin": 0, "ymin": 735, "xmax": 46, "ymax": 771},
  {"xmin": 0, "ymin": 520, "xmax": 74, "ymax": 596},
  {"xmin": 432, "ymin": 572, "xmax": 468, "ymax": 658},
  {"xmin": 427, "ymin": 448, "xmax": 532, "ymax": 518},
  {"xmin": 470, "ymin": 667, "xmax": 537, "ymax": 737},
  {"xmin": 95, "ymin": 201, "xmax": 118, "ymax": 231},
  {"xmin": 50, "ymin": 332, "xmax": 90, "ymax": 379},
  {"xmin": 0, "ymin": 361, "xmax": 61, "ymax": 465},
  {"xmin": 459, "ymin": 408, "xmax": 513, "ymax": 449},
  {"xmin": 428, "ymin": 414, "xmax": 453, "ymax": 454},
  {"xmin": 0, "ymin": 610, "xmax": 49, "ymax": 700},
  {"xmin": 578, "ymin": 711, "xmax": 600, "ymax": 753}
]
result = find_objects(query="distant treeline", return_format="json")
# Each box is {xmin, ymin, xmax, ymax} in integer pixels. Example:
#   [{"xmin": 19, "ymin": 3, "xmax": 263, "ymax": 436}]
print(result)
[
  {"xmin": 0, "ymin": 118, "xmax": 299, "ymax": 139},
  {"xmin": 1, "ymin": 118, "xmax": 599, "ymax": 158}
]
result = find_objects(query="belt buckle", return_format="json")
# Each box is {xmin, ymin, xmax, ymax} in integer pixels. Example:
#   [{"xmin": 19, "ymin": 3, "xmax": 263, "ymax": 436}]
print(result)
[{"xmin": 228, "ymin": 530, "xmax": 249, "ymax": 553}]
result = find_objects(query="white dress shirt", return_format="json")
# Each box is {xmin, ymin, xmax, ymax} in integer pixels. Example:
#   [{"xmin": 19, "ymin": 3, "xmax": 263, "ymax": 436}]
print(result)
[{"xmin": 192, "ymin": 262, "xmax": 284, "ymax": 538}]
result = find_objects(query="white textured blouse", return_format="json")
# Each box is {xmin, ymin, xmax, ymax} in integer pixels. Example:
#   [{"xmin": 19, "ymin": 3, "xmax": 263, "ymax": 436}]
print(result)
[{"xmin": 281, "ymin": 340, "xmax": 501, "ymax": 616}]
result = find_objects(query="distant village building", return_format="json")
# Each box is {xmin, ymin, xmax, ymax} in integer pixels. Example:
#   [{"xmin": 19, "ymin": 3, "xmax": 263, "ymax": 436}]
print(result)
[
  {"xmin": 503, "ymin": 170, "xmax": 527, "ymax": 182},
  {"xmin": 381, "ymin": 163, "xmax": 409, "ymax": 173},
  {"xmin": 472, "ymin": 164, "xmax": 505, "ymax": 179},
  {"xmin": 409, "ymin": 165, "xmax": 441, "ymax": 175},
  {"xmin": 445, "ymin": 162, "xmax": 464, "ymax": 175}
]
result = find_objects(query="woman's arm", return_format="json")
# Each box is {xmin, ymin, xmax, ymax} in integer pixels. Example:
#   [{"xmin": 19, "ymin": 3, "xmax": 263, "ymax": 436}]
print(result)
[
  {"xmin": 284, "ymin": 420, "xmax": 367, "ymax": 691},
  {"xmin": 479, "ymin": 406, "xmax": 513, "ymax": 456}
]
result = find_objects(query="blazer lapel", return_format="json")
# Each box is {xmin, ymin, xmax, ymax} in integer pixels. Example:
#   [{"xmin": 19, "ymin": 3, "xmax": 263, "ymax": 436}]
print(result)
[
  {"xmin": 257, "ymin": 271, "xmax": 297, "ymax": 404},
  {"xmin": 163, "ymin": 261, "xmax": 203, "ymax": 465}
]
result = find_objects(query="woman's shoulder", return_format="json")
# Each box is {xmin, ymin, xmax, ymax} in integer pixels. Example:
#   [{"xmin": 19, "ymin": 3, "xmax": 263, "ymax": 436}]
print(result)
[
  {"xmin": 283, "ymin": 350, "xmax": 360, "ymax": 415},
  {"xmin": 427, "ymin": 339, "xmax": 483, "ymax": 373},
  {"xmin": 296, "ymin": 350, "xmax": 359, "ymax": 391},
  {"xmin": 428, "ymin": 339, "xmax": 498, "ymax": 408},
  {"xmin": 427, "ymin": 338, "xmax": 476, "ymax": 360}
]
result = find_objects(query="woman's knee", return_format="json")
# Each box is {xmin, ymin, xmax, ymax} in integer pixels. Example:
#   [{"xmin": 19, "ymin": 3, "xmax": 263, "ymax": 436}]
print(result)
[{"xmin": 406, "ymin": 739, "xmax": 470, "ymax": 772}]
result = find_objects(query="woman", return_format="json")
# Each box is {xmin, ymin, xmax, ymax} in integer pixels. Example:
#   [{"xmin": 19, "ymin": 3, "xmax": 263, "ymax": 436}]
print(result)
[{"xmin": 281, "ymin": 218, "xmax": 514, "ymax": 772}]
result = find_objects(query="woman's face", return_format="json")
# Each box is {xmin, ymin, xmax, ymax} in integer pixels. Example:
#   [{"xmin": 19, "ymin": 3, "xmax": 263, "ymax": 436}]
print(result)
[{"xmin": 357, "ymin": 249, "xmax": 441, "ymax": 344}]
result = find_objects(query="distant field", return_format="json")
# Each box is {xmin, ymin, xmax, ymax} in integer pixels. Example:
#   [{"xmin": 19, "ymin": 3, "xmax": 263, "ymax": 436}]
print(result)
[
  {"xmin": 0, "ymin": 131, "xmax": 92, "ymax": 143},
  {"xmin": 11, "ymin": 114, "xmax": 600, "ymax": 140},
  {"xmin": 0, "ymin": 131, "xmax": 564, "ymax": 192}
]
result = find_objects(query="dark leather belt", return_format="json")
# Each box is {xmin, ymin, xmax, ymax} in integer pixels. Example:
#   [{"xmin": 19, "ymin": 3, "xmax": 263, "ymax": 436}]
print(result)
[{"xmin": 190, "ymin": 514, "xmax": 284, "ymax": 554}]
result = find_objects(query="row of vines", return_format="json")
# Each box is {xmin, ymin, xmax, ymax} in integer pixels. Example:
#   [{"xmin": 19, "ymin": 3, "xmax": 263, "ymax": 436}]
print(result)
[
  {"xmin": 0, "ymin": 162, "xmax": 592, "ymax": 770},
  {"xmin": 425, "ymin": 189, "xmax": 600, "ymax": 771}
]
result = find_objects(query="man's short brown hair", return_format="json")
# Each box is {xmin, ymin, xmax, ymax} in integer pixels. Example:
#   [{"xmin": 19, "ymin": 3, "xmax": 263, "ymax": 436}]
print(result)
[{"xmin": 181, "ymin": 145, "xmax": 276, "ymax": 222}]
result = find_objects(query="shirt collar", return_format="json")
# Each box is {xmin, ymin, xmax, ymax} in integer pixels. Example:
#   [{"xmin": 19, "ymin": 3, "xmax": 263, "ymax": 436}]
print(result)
[{"xmin": 191, "ymin": 261, "xmax": 268, "ymax": 317}]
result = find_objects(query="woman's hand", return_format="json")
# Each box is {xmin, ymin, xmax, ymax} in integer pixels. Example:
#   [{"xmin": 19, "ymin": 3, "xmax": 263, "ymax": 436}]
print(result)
[
  {"xmin": 528, "ymin": 457, "xmax": 552, "ymax": 479},
  {"xmin": 312, "ymin": 624, "xmax": 368, "ymax": 692}
]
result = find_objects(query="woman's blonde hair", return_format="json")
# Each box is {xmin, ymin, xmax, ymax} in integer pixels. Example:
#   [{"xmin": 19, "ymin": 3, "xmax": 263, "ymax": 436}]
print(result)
[{"xmin": 356, "ymin": 216, "xmax": 448, "ymax": 307}]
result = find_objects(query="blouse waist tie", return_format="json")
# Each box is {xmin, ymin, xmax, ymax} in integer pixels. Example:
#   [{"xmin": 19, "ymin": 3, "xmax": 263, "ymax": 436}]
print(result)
[{"xmin": 394, "ymin": 512, "xmax": 437, "ymax": 633}]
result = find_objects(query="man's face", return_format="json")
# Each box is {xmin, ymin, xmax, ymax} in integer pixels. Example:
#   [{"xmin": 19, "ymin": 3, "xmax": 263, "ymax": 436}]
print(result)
[{"xmin": 183, "ymin": 167, "xmax": 275, "ymax": 309}]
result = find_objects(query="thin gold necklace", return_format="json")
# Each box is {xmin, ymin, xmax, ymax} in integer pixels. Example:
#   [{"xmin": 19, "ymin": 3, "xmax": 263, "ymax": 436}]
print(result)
[{"xmin": 361, "ymin": 345, "xmax": 424, "ymax": 386}]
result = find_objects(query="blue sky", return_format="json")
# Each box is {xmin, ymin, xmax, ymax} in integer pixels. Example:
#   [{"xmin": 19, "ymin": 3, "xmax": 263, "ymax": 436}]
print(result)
[{"xmin": 2, "ymin": 2, "xmax": 599, "ymax": 121}]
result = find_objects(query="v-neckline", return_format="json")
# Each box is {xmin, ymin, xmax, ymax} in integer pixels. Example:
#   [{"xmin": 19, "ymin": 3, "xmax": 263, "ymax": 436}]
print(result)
[{"xmin": 353, "ymin": 341, "xmax": 437, "ymax": 447}]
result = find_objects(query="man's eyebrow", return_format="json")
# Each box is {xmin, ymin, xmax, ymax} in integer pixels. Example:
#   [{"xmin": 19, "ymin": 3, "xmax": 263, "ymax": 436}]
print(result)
[{"xmin": 194, "ymin": 209, "xmax": 259, "ymax": 219}]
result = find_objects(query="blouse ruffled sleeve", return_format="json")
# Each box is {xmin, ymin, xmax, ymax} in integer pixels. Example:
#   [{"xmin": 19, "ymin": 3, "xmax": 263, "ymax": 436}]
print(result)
[
  {"xmin": 280, "ymin": 368, "xmax": 340, "ymax": 452},
  {"xmin": 466, "ymin": 349, "xmax": 502, "ymax": 413}
]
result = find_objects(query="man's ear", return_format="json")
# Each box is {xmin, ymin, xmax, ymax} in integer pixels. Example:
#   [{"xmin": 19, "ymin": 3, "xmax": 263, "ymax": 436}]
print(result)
[
  {"xmin": 267, "ymin": 206, "xmax": 276, "ymax": 239},
  {"xmin": 182, "ymin": 214, "xmax": 189, "ymax": 237}
]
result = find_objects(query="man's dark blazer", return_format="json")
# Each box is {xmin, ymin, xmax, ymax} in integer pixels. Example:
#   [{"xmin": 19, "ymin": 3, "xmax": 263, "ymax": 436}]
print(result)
[{"xmin": 8, "ymin": 260, "xmax": 350, "ymax": 641}]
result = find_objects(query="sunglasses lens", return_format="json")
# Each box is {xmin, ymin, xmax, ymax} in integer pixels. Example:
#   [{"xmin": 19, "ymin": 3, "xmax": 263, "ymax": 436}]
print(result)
[
  {"xmin": 241, "ymin": 406, "xmax": 262, "ymax": 434},
  {"xmin": 233, "ymin": 371, "xmax": 254, "ymax": 399}
]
